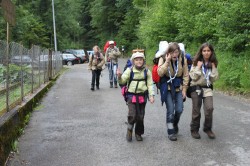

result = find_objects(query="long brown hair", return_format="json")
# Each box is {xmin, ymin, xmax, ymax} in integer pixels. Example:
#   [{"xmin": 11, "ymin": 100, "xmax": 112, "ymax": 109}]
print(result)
[{"xmin": 193, "ymin": 43, "xmax": 218, "ymax": 68}]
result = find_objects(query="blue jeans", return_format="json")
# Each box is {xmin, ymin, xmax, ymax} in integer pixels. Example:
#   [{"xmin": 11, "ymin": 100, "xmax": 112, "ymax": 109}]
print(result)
[
  {"xmin": 165, "ymin": 91, "xmax": 183, "ymax": 135},
  {"xmin": 108, "ymin": 62, "xmax": 118, "ymax": 83}
]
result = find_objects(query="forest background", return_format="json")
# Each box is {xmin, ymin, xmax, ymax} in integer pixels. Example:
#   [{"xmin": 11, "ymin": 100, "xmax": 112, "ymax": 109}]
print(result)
[{"xmin": 0, "ymin": 0, "xmax": 250, "ymax": 96}]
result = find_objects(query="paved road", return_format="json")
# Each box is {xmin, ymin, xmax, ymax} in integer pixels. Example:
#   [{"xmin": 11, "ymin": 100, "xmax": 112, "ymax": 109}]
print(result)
[{"xmin": 7, "ymin": 59, "xmax": 250, "ymax": 166}]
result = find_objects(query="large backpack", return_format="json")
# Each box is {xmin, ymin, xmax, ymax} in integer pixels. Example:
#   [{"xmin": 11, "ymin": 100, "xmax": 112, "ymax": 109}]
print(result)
[
  {"xmin": 152, "ymin": 64, "xmax": 160, "ymax": 84},
  {"xmin": 123, "ymin": 59, "xmax": 133, "ymax": 72},
  {"xmin": 121, "ymin": 67, "xmax": 148, "ymax": 102}
]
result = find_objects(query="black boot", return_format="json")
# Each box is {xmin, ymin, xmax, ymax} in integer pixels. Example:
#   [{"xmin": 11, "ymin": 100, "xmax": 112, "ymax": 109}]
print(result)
[
  {"xmin": 174, "ymin": 124, "xmax": 179, "ymax": 134},
  {"xmin": 110, "ymin": 82, "xmax": 113, "ymax": 88},
  {"xmin": 114, "ymin": 81, "xmax": 118, "ymax": 88}
]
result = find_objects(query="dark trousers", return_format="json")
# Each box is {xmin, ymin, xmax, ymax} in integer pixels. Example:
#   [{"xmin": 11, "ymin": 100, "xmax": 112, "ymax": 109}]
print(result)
[
  {"xmin": 91, "ymin": 69, "xmax": 102, "ymax": 87},
  {"xmin": 127, "ymin": 97, "xmax": 146, "ymax": 135},
  {"xmin": 190, "ymin": 92, "xmax": 214, "ymax": 132}
]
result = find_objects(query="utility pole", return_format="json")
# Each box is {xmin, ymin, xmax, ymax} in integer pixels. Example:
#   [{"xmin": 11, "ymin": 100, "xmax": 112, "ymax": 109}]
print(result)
[{"xmin": 52, "ymin": 0, "xmax": 57, "ymax": 51}]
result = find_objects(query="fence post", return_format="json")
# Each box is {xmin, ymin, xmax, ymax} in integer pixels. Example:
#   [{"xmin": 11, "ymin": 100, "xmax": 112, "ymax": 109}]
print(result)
[
  {"xmin": 20, "ymin": 44, "xmax": 24, "ymax": 101},
  {"xmin": 48, "ymin": 50, "xmax": 52, "ymax": 80},
  {"xmin": 31, "ymin": 45, "xmax": 34, "ymax": 93},
  {"xmin": 6, "ymin": 23, "xmax": 10, "ymax": 112}
]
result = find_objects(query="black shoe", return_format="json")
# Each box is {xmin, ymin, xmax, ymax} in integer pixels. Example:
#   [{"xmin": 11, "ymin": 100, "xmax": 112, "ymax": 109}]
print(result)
[
  {"xmin": 110, "ymin": 82, "xmax": 113, "ymax": 88},
  {"xmin": 174, "ymin": 125, "xmax": 179, "ymax": 134},
  {"xmin": 168, "ymin": 134, "xmax": 177, "ymax": 141},
  {"xmin": 126, "ymin": 130, "xmax": 132, "ymax": 142},
  {"xmin": 96, "ymin": 86, "xmax": 99, "ymax": 90},
  {"xmin": 135, "ymin": 134, "xmax": 143, "ymax": 141},
  {"xmin": 90, "ymin": 87, "xmax": 94, "ymax": 91},
  {"xmin": 204, "ymin": 130, "xmax": 216, "ymax": 139},
  {"xmin": 191, "ymin": 131, "xmax": 201, "ymax": 139}
]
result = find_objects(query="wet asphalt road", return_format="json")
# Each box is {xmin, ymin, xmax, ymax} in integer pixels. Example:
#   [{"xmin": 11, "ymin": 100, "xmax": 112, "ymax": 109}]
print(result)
[{"xmin": 6, "ymin": 59, "xmax": 250, "ymax": 166}]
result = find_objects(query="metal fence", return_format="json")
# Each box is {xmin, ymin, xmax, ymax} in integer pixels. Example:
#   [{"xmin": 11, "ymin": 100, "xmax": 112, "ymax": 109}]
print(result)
[{"xmin": 0, "ymin": 40, "xmax": 63, "ymax": 116}]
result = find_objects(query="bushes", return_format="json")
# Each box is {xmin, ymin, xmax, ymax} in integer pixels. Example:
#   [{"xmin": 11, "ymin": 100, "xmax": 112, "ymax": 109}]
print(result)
[{"xmin": 216, "ymin": 51, "xmax": 250, "ymax": 94}]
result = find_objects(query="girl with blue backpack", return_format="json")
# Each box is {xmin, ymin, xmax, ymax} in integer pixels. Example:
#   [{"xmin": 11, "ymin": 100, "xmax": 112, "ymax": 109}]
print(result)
[{"xmin": 157, "ymin": 42, "xmax": 189, "ymax": 141}]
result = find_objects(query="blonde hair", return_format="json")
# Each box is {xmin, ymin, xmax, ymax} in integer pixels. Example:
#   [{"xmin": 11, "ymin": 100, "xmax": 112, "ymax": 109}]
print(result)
[{"xmin": 93, "ymin": 45, "xmax": 100, "ymax": 52}]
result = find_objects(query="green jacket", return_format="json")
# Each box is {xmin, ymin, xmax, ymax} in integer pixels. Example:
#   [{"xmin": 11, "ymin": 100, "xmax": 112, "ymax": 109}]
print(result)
[{"xmin": 118, "ymin": 67, "xmax": 155, "ymax": 97}]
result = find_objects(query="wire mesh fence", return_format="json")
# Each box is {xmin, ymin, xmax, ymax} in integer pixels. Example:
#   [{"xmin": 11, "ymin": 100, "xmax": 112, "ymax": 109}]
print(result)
[{"xmin": 0, "ymin": 40, "xmax": 63, "ymax": 116}]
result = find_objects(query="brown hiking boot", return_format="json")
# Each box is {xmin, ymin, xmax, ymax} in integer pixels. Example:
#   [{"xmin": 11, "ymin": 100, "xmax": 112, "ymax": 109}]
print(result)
[
  {"xmin": 191, "ymin": 131, "xmax": 201, "ymax": 139},
  {"xmin": 204, "ymin": 130, "xmax": 216, "ymax": 139},
  {"xmin": 135, "ymin": 134, "xmax": 143, "ymax": 141},
  {"xmin": 126, "ymin": 129, "xmax": 132, "ymax": 142}
]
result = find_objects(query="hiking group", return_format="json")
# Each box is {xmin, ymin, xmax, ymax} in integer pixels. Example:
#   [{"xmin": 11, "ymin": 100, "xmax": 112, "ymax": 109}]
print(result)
[{"xmin": 88, "ymin": 40, "xmax": 219, "ymax": 142}]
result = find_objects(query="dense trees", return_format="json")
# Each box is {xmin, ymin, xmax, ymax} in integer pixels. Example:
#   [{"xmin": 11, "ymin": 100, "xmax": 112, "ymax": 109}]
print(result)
[
  {"xmin": 1, "ymin": 0, "xmax": 248, "ymax": 52},
  {"xmin": 0, "ymin": 0, "xmax": 249, "ymax": 93}
]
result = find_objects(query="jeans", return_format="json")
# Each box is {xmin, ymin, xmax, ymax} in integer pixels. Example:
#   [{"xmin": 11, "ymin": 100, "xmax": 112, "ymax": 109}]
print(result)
[
  {"xmin": 108, "ymin": 62, "xmax": 118, "ymax": 83},
  {"xmin": 165, "ymin": 91, "xmax": 183, "ymax": 135}
]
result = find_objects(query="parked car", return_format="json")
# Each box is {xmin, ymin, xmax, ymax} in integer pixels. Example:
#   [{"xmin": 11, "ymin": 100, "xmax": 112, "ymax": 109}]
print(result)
[
  {"xmin": 11, "ymin": 55, "xmax": 32, "ymax": 65},
  {"xmin": 87, "ymin": 50, "xmax": 94, "ymax": 57},
  {"xmin": 61, "ymin": 53, "xmax": 80, "ymax": 66},
  {"xmin": 65, "ymin": 49, "xmax": 88, "ymax": 63}
]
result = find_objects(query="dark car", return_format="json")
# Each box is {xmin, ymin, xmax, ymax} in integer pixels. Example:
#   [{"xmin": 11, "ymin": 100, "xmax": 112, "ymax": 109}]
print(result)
[
  {"xmin": 61, "ymin": 53, "xmax": 80, "ymax": 66},
  {"xmin": 64, "ymin": 49, "xmax": 88, "ymax": 63}
]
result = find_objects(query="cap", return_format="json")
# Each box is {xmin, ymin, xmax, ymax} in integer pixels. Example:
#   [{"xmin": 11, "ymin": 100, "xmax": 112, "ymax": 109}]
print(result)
[
  {"xmin": 109, "ymin": 41, "xmax": 114, "ymax": 45},
  {"xmin": 131, "ymin": 52, "xmax": 145, "ymax": 60}
]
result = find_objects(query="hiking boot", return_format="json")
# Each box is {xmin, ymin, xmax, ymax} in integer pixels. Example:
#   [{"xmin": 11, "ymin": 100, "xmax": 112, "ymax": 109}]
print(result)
[
  {"xmin": 126, "ymin": 129, "xmax": 132, "ymax": 142},
  {"xmin": 204, "ymin": 130, "xmax": 216, "ymax": 139},
  {"xmin": 135, "ymin": 134, "xmax": 143, "ymax": 141},
  {"xmin": 168, "ymin": 134, "xmax": 177, "ymax": 141},
  {"xmin": 114, "ymin": 82, "xmax": 118, "ymax": 88},
  {"xmin": 110, "ymin": 82, "xmax": 113, "ymax": 88},
  {"xmin": 174, "ymin": 124, "xmax": 179, "ymax": 134},
  {"xmin": 191, "ymin": 131, "xmax": 201, "ymax": 139}
]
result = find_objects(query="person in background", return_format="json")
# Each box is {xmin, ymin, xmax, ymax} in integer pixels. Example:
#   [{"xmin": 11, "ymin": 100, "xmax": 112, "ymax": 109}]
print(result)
[
  {"xmin": 157, "ymin": 42, "xmax": 189, "ymax": 141},
  {"xmin": 105, "ymin": 40, "xmax": 121, "ymax": 88},
  {"xmin": 189, "ymin": 43, "xmax": 219, "ymax": 139},
  {"xmin": 178, "ymin": 43, "xmax": 192, "ymax": 71},
  {"xmin": 117, "ymin": 52, "xmax": 154, "ymax": 142},
  {"xmin": 88, "ymin": 45, "xmax": 105, "ymax": 91}
]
